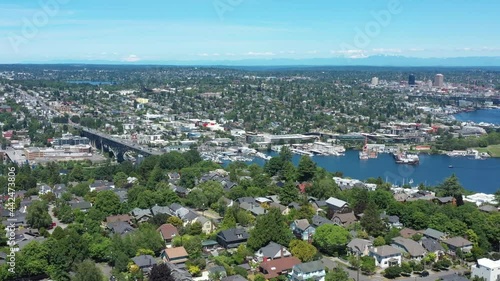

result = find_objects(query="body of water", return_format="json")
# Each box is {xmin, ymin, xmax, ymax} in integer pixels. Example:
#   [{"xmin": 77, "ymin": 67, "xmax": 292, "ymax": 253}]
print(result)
[
  {"xmin": 454, "ymin": 108, "xmax": 500, "ymax": 125},
  {"xmin": 67, "ymin": 80, "xmax": 115, "ymax": 85},
  {"xmin": 234, "ymin": 150, "xmax": 500, "ymax": 194}
]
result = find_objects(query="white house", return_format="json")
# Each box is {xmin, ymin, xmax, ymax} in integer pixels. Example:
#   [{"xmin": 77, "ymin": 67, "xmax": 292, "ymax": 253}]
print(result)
[
  {"xmin": 471, "ymin": 258, "xmax": 500, "ymax": 281},
  {"xmin": 369, "ymin": 245, "xmax": 402, "ymax": 269},
  {"xmin": 290, "ymin": 260, "xmax": 325, "ymax": 281}
]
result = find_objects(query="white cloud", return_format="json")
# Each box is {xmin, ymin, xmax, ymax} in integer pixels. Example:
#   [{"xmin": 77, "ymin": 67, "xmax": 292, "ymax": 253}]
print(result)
[
  {"xmin": 306, "ymin": 50, "xmax": 318, "ymax": 54},
  {"xmin": 197, "ymin": 53, "xmax": 209, "ymax": 57},
  {"xmin": 371, "ymin": 48, "xmax": 402, "ymax": 53},
  {"xmin": 122, "ymin": 54, "xmax": 140, "ymax": 62},
  {"xmin": 330, "ymin": 49, "xmax": 367, "ymax": 59},
  {"xmin": 245, "ymin": 51, "xmax": 275, "ymax": 56}
]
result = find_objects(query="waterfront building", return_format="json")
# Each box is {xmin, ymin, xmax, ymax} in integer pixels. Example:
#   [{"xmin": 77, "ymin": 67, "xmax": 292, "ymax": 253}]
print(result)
[{"xmin": 51, "ymin": 134, "xmax": 90, "ymax": 146}]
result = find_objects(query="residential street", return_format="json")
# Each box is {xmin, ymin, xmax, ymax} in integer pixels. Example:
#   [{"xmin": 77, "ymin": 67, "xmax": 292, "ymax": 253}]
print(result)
[{"xmin": 321, "ymin": 257, "xmax": 467, "ymax": 281}]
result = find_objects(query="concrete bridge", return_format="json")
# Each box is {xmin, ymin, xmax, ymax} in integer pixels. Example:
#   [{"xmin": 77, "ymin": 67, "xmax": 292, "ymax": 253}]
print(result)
[{"xmin": 73, "ymin": 124, "xmax": 162, "ymax": 162}]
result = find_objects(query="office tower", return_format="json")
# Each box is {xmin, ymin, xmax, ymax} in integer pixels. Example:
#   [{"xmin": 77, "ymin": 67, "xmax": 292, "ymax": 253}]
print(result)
[
  {"xmin": 434, "ymin": 74, "xmax": 444, "ymax": 87},
  {"xmin": 371, "ymin": 77, "xmax": 379, "ymax": 86},
  {"xmin": 408, "ymin": 74, "xmax": 416, "ymax": 85}
]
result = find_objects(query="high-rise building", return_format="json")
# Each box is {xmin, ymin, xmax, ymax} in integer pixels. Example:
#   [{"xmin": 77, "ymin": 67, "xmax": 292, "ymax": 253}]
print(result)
[
  {"xmin": 408, "ymin": 74, "xmax": 416, "ymax": 85},
  {"xmin": 371, "ymin": 77, "xmax": 379, "ymax": 86},
  {"xmin": 434, "ymin": 74, "xmax": 444, "ymax": 87}
]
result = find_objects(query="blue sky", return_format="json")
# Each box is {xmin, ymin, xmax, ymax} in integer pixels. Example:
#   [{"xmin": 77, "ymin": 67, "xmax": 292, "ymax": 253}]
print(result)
[{"xmin": 0, "ymin": 0, "xmax": 499, "ymax": 63}]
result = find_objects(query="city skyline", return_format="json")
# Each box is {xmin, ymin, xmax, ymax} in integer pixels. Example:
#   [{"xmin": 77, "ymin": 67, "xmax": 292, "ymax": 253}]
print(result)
[{"xmin": 1, "ymin": 0, "xmax": 500, "ymax": 64}]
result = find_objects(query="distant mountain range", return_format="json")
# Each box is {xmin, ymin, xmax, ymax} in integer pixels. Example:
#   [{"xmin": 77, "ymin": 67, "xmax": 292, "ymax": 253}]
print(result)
[{"xmin": 17, "ymin": 55, "xmax": 500, "ymax": 67}]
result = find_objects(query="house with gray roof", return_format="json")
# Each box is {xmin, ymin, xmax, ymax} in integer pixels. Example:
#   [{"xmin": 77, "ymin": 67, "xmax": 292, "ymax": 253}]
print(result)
[
  {"xmin": 290, "ymin": 219, "xmax": 315, "ymax": 241},
  {"xmin": 347, "ymin": 238, "xmax": 373, "ymax": 256},
  {"xmin": 239, "ymin": 201, "xmax": 266, "ymax": 216},
  {"xmin": 132, "ymin": 255, "xmax": 156, "ymax": 273},
  {"xmin": 37, "ymin": 184, "xmax": 51, "ymax": 195},
  {"xmin": 107, "ymin": 221, "xmax": 135, "ymax": 236},
  {"xmin": 52, "ymin": 184, "xmax": 67, "ymax": 198},
  {"xmin": 193, "ymin": 216, "xmax": 214, "ymax": 234},
  {"xmin": 164, "ymin": 262, "xmax": 194, "ymax": 281},
  {"xmin": 290, "ymin": 260, "xmax": 326, "ymax": 281},
  {"xmin": 369, "ymin": 245, "xmax": 402, "ymax": 268},
  {"xmin": 255, "ymin": 242, "xmax": 291, "ymax": 262},
  {"xmin": 325, "ymin": 197, "xmax": 349, "ymax": 213},
  {"xmin": 331, "ymin": 212, "xmax": 357, "ymax": 227},
  {"xmin": 443, "ymin": 237, "xmax": 473, "ymax": 254},
  {"xmin": 216, "ymin": 228, "xmax": 249, "ymax": 249},
  {"xmin": 70, "ymin": 200, "xmax": 92, "ymax": 212},
  {"xmin": 131, "ymin": 208, "xmax": 153, "ymax": 223},
  {"xmin": 236, "ymin": 197, "xmax": 256, "ymax": 204},
  {"xmin": 151, "ymin": 205, "xmax": 174, "ymax": 216},
  {"xmin": 312, "ymin": 215, "xmax": 334, "ymax": 227},
  {"xmin": 421, "ymin": 238, "xmax": 444, "ymax": 258},
  {"xmin": 423, "ymin": 228, "xmax": 446, "ymax": 241},
  {"xmin": 391, "ymin": 237, "xmax": 427, "ymax": 260},
  {"xmin": 113, "ymin": 189, "xmax": 128, "ymax": 202},
  {"xmin": 269, "ymin": 202, "xmax": 289, "ymax": 215},
  {"xmin": 380, "ymin": 212, "xmax": 403, "ymax": 228}
]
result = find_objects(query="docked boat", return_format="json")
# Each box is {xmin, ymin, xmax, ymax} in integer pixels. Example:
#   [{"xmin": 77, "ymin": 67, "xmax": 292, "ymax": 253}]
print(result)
[
  {"xmin": 359, "ymin": 151, "xmax": 369, "ymax": 160},
  {"xmin": 394, "ymin": 152, "xmax": 419, "ymax": 165}
]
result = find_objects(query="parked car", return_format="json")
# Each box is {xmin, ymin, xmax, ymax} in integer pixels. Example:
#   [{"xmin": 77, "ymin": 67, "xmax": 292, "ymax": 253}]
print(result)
[{"xmin": 420, "ymin": 271, "xmax": 429, "ymax": 277}]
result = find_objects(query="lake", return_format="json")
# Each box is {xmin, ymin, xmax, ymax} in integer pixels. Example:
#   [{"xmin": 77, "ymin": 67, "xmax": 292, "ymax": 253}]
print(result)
[
  {"xmin": 231, "ymin": 150, "xmax": 500, "ymax": 194},
  {"xmin": 454, "ymin": 108, "xmax": 500, "ymax": 125}
]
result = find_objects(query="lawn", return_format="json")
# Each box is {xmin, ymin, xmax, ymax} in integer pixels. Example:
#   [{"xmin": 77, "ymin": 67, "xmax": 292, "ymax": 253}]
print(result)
[{"xmin": 474, "ymin": 144, "xmax": 500, "ymax": 157}]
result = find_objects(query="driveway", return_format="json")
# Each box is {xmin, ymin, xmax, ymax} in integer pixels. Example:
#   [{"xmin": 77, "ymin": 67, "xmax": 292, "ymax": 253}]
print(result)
[{"xmin": 48, "ymin": 204, "xmax": 68, "ymax": 233}]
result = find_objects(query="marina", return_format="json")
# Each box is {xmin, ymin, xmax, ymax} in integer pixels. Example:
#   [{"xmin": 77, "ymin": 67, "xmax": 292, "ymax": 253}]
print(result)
[{"xmin": 221, "ymin": 149, "xmax": 500, "ymax": 194}]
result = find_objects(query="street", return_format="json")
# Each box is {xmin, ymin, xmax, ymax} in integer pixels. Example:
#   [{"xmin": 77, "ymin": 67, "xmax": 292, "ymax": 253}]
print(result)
[{"xmin": 321, "ymin": 257, "xmax": 466, "ymax": 281}]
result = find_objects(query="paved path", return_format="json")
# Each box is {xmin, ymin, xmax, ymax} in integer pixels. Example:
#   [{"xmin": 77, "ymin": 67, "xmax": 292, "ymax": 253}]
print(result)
[{"xmin": 48, "ymin": 204, "xmax": 68, "ymax": 233}]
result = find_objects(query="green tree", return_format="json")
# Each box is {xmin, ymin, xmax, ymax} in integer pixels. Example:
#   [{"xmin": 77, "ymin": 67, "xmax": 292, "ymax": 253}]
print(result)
[
  {"xmin": 360, "ymin": 256, "xmax": 376, "ymax": 275},
  {"xmin": 247, "ymin": 208, "xmax": 293, "ymax": 250},
  {"xmin": 360, "ymin": 202, "xmax": 386, "ymax": 236},
  {"xmin": 373, "ymin": 236, "xmax": 386, "ymax": 246},
  {"xmin": 149, "ymin": 263, "xmax": 175, "ymax": 281},
  {"xmin": 383, "ymin": 266, "xmax": 402, "ymax": 279},
  {"xmin": 297, "ymin": 155, "xmax": 316, "ymax": 182},
  {"xmin": 26, "ymin": 200, "xmax": 52, "ymax": 229},
  {"xmin": 113, "ymin": 172, "xmax": 128, "ymax": 189},
  {"xmin": 93, "ymin": 190, "xmax": 121, "ymax": 216},
  {"xmin": 179, "ymin": 168, "xmax": 199, "ymax": 189},
  {"xmin": 71, "ymin": 260, "xmax": 104, "ymax": 281},
  {"xmin": 199, "ymin": 181, "xmax": 224, "ymax": 206},
  {"xmin": 307, "ymin": 177, "xmax": 338, "ymax": 200},
  {"xmin": 438, "ymin": 174, "xmax": 464, "ymax": 197},
  {"xmin": 186, "ymin": 189, "xmax": 209, "ymax": 209},
  {"xmin": 313, "ymin": 224, "xmax": 350, "ymax": 256},
  {"xmin": 325, "ymin": 266, "xmax": 349, "ymax": 281},
  {"xmin": 295, "ymin": 203, "xmax": 315, "ymax": 222},
  {"xmin": 16, "ymin": 241, "xmax": 49, "ymax": 277},
  {"xmin": 289, "ymin": 239, "xmax": 317, "ymax": 262},
  {"xmin": 279, "ymin": 181, "xmax": 299, "ymax": 205},
  {"xmin": 167, "ymin": 216, "xmax": 184, "ymax": 228}
]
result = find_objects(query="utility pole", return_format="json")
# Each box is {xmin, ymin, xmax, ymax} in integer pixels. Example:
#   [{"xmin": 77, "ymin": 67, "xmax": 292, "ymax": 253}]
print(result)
[{"xmin": 356, "ymin": 252, "xmax": 360, "ymax": 281}]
